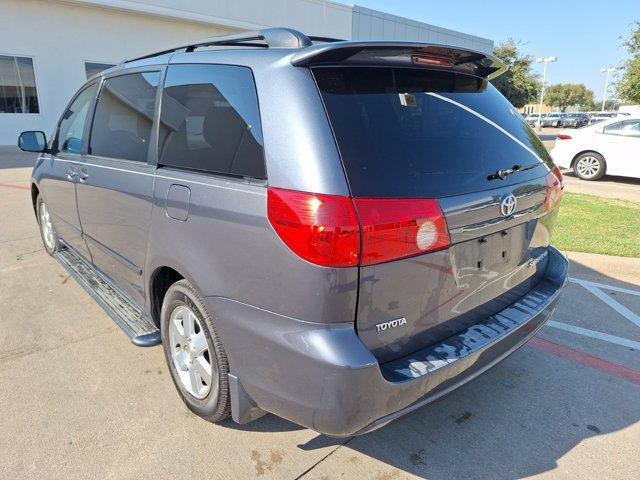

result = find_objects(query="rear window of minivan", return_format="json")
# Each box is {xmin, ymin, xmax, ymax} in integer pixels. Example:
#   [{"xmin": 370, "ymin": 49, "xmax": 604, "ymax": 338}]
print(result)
[{"xmin": 313, "ymin": 67, "xmax": 553, "ymax": 198}]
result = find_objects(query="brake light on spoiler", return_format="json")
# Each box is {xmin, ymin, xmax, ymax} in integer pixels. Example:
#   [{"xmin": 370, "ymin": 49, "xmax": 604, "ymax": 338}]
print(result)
[
  {"xmin": 411, "ymin": 55, "xmax": 454, "ymax": 68},
  {"xmin": 267, "ymin": 188, "xmax": 450, "ymax": 268}
]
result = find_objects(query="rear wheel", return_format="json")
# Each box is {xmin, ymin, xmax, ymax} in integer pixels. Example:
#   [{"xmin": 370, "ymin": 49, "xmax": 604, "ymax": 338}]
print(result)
[
  {"xmin": 573, "ymin": 152, "xmax": 606, "ymax": 180},
  {"xmin": 36, "ymin": 195, "xmax": 59, "ymax": 255},
  {"xmin": 161, "ymin": 279, "xmax": 230, "ymax": 422}
]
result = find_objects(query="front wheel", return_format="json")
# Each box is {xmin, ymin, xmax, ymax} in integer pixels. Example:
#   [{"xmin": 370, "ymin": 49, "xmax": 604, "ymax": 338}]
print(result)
[
  {"xmin": 574, "ymin": 152, "xmax": 606, "ymax": 180},
  {"xmin": 36, "ymin": 195, "xmax": 60, "ymax": 255},
  {"xmin": 161, "ymin": 279, "xmax": 231, "ymax": 422}
]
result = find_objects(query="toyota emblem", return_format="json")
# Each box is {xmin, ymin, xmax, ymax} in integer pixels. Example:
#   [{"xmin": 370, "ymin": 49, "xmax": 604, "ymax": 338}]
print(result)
[{"xmin": 500, "ymin": 193, "xmax": 517, "ymax": 217}]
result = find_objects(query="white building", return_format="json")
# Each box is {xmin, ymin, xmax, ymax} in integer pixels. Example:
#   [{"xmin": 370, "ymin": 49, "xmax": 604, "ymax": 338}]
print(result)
[{"xmin": 0, "ymin": 0, "xmax": 493, "ymax": 145}]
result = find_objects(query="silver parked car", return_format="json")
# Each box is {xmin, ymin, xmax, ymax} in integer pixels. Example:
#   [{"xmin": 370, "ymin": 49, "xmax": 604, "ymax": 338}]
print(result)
[
  {"xmin": 525, "ymin": 112, "xmax": 544, "ymax": 126},
  {"xmin": 17, "ymin": 28, "xmax": 567, "ymax": 437},
  {"xmin": 562, "ymin": 113, "xmax": 589, "ymax": 128},
  {"xmin": 541, "ymin": 112, "xmax": 566, "ymax": 127},
  {"xmin": 589, "ymin": 112, "xmax": 618, "ymax": 125}
]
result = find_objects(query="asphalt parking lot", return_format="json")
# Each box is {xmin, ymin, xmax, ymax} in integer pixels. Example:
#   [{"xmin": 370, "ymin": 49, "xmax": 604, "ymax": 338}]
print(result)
[{"xmin": 1, "ymin": 151, "xmax": 639, "ymax": 479}]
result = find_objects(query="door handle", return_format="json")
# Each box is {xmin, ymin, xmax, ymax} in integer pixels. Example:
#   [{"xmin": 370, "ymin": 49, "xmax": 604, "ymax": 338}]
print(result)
[
  {"xmin": 66, "ymin": 169, "xmax": 77, "ymax": 181},
  {"xmin": 77, "ymin": 170, "xmax": 89, "ymax": 183}
]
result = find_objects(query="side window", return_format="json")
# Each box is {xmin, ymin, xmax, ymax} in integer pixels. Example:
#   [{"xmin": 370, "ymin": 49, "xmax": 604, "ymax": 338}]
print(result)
[
  {"xmin": 603, "ymin": 122, "xmax": 623, "ymax": 135},
  {"xmin": 621, "ymin": 120, "xmax": 640, "ymax": 137},
  {"xmin": 89, "ymin": 71, "xmax": 160, "ymax": 162},
  {"xmin": 158, "ymin": 64, "xmax": 265, "ymax": 179},
  {"xmin": 57, "ymin": 83, "xmax": 97, "ymax": 154}
]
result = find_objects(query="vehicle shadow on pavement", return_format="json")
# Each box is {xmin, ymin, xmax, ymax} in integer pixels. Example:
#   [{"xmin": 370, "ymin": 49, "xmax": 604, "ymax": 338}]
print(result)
[
  {"xmin": 219, "ymin": 415, "xmax": 305, "ymax": 434},
  {"xmin": 329, "ymin": 349, "xmax": 638, "ymax": 480},
  {"xmin": 226, "ymin": 257, "xmax": 640, "ymax": 479},
  {"xmin": 0, "ymin": 147, "xmax": 38, "ymax": 169}
]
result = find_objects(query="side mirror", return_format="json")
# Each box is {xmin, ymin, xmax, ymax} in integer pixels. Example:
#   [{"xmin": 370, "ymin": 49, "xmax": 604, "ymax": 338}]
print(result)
[{"xmin": 18, "ymin": 131, "xmax": 48, "ymax": 153}]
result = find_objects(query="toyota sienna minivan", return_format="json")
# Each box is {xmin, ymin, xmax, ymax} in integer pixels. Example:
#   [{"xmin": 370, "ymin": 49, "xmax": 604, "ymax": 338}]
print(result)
[{"xmin": 18, "ymin": 28, "xmax": 567, "ymax": 437}]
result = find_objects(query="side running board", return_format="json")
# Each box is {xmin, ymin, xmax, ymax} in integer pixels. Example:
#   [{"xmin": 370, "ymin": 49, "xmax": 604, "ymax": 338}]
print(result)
[{"xmin": 55, "ymin": 247, "xmax": 161, "ymax": 347}]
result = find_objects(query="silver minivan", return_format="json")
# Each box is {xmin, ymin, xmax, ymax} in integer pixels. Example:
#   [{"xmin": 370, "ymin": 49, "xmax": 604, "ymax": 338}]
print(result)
[{"xmin": 18, "ymin": 28, "xmax": 567, "ymax": 437}]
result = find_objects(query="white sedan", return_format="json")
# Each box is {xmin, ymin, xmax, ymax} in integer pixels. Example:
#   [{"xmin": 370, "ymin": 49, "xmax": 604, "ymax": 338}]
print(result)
[{"xmin": 551, "ymin": 116, "xmax": 640, "ymax": 180}]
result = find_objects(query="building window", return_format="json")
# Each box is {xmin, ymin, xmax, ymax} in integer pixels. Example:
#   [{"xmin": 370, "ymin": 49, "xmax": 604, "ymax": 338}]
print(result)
[
  {"xmin": 0, "ymin": 55, "xmax": 39, "ymax": 113},
  {"xmin": 84, "ymin": 62, "xmax": 116, "ymax": 80}
]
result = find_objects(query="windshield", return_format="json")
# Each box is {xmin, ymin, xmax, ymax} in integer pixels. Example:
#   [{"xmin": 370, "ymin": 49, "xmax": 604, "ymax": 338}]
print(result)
[{"xmin": 313, "ymin": 67, "xmax": 554, "ymax": 198}]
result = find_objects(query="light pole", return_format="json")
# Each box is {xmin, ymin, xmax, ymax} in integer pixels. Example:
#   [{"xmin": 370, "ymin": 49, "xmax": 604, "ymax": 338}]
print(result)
[
  {"xmin": 600, "ymin": 67, "xmax": 616, "ymax": 112},
  {"xmin": 535, "ymin": 56, "xmax": 557, "ymax": 132}
]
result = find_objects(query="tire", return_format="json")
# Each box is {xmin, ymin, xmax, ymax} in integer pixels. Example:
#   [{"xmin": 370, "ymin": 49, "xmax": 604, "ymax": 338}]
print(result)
[
  {"xmin": 36, "ymin": 194, "xmax": 60, "ymax": 255},
  {"xmin": 573, "ymin": 152, "xmax": 606, "ymax": 181},
  {"xmin": 161, "ymin": 279, "xmax": 230, "ymax": 422}
]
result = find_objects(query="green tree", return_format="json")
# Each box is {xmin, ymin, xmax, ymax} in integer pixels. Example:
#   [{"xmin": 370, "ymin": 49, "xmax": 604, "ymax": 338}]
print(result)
[
  {"xmin": 491, "ymin": 39, "xmax": 540, "ymax": 108},
  {"xmin": 545, "ymin": 83, "xmax": 595, "ymax": 112},
  {"xmin": 617, "ymin": 21, "xmax": 640, "ymax": 104},
  {"xmin": 580, "ymin": 98, "xmax": 620, "ymax": 112},
  {"xmin": 579, "ymin": 98, "xmax": 597, "ymax": 112},
  {"xmin": 598, "ymin": 99, "xmax": 622, "ymax": 111}
]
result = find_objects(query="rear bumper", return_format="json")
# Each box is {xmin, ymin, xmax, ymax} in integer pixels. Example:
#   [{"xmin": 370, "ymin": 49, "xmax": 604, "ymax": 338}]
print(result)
[{"xmin": 207, "ymin": 247, "xmax": 568, "ymax": 437}]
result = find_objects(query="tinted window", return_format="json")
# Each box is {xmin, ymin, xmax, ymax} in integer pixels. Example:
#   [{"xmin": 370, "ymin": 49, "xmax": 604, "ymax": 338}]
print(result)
[
  {"xmin": 85, "ymin": 62, "xmax": 115, "ymax": 80},
  {"xmin": 0, "ymin": 55, "xmax": 39, "ymax": 113},
  {"xmin": 604, "ymin": 122, "xmax": 623, "ymax": 135},
  {"xmin": 314, "ymin": 67, "xmax": 552, "ymax": 198},
  {"xmin": 621, "ymin": 120, "xmax": 640, "ymax": 137},
  {"xmin": 158, "ymin": 64, "xmax": 265, "ymax": 179},
  {"xmin": 89, "ymin": 72, "xmax": 160, "ymax": 162},
  {"xmin": 57, "ymin": 83, "xmax": 97, "ymax": 154}
]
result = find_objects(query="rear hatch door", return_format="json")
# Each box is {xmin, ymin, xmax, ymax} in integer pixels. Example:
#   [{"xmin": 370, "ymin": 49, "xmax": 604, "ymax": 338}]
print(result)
[{"xmin": 313, "ymin": 66, "xmax": 560, "ymax": 363}]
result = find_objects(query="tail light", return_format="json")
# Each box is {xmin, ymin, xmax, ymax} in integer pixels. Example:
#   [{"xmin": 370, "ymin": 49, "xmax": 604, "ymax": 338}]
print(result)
[
  {"xmin": 544, "ymin": 166, "xmax": 564, "ymax": 213},
  {"xmin": 353, "ymin": 199, "xmax": 450, "ymax": 266},
  {"xmin": 557, "ymin": 134, "xmax": 572, "ymax": 140},
  {"xmin": 267, "ymin": 188, "xmax": 360, "ymax": 267},
  {"xmin": 267, "ymin": 188, "xmax": 450, "ymax": 268}
]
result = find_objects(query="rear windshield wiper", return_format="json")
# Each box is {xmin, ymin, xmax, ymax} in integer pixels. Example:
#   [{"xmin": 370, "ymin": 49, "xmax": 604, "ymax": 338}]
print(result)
[{"xmin": 487, "ymin": 162, "xmax": 540, "ymax": 181}]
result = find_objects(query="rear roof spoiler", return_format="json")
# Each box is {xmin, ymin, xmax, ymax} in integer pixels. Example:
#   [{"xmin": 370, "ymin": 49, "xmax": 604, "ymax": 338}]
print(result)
[{"xmin": 291, "ymin": 41, "xmax": 507, "ymax": 80}]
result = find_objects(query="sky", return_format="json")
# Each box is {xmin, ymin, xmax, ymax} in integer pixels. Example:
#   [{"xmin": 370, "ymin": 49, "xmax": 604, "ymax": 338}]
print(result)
[{"xmin": 336, "ymin": 0, "xmax": 640, "ymax": 101}]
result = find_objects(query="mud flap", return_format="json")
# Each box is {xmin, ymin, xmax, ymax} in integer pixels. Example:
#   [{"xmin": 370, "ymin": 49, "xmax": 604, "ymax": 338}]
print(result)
[{"xmin": 229, "ymin": 372, "xmax": 267, "ymax": 424}]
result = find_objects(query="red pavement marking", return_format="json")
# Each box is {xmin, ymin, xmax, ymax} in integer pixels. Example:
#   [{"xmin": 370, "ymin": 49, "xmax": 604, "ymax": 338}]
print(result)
[
  {"xmin": 0, "ymin": 183, "xmax": 30, "ymax": 191},
  {"xmin": 529, "ymin": 336, "xmax": 640, "ymax": 386}
]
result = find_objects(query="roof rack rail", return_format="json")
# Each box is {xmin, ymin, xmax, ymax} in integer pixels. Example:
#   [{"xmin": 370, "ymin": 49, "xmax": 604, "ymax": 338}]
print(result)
[
  {"xmin": 308, "ymin": 36, "xmax": 344, "ymax": 44},
  {"xmin": 124, "ymin": 27, "xmax": 326, "ymax": 64}
]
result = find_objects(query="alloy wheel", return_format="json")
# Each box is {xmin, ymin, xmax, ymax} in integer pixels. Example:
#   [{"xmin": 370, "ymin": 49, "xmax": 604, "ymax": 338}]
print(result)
[
  {"xmin": 168, "ymin": 305, "xmax": 216, "ymax": 399},
  {"xmin": 576, "ymin": 156, "xmax": 601, "ymax": 179}
]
